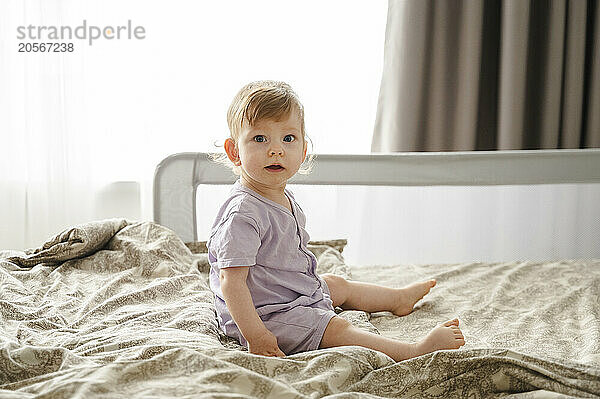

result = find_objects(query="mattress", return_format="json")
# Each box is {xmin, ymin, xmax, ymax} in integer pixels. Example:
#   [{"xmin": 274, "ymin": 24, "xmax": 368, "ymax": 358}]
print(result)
[{"xmin": 1, "ymin": 219, "xmax": 599, "ymax": 398}]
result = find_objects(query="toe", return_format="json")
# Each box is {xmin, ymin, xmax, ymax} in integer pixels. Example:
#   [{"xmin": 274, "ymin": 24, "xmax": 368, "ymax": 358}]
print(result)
[
  {"xmin": 443, "ymin": 318, "xmax": 459, "ymax": 327},
  {"xmin": 430, "ymin": 279, "xmax": 437, "ymax": 287}
]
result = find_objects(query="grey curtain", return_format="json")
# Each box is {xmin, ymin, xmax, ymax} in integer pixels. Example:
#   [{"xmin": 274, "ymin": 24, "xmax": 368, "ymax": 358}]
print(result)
[{"xmin": 372, "ymin": 0, "xmax": 600, "ymax": 152}]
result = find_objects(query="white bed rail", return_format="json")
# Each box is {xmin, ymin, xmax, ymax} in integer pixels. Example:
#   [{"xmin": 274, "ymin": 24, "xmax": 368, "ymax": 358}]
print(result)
[{"xmin": 154, "ymin": 149, "xmax": 600, "ymax": 243}]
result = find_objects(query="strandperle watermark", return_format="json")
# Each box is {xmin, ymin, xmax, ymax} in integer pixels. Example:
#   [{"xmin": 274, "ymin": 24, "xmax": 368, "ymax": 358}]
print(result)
[{"xmin": 17, "ymin": 20, "xmax": 146, "ymax": 46}]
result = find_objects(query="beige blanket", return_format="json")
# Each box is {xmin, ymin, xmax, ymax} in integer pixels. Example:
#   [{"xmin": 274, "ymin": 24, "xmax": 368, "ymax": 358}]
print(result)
[{"xmin": 1, "ymin": 219, "xmax": 599, "ymax": 398}]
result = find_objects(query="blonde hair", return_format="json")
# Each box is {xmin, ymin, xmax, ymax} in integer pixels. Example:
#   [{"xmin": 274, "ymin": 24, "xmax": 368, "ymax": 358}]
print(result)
[{"xmin": 209, "ymin": 80, "xmax": 315, "ymax": 175}]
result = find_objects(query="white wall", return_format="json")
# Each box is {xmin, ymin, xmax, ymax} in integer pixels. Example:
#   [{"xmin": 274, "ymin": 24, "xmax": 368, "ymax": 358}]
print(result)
[{"xmin": 196, "ymin": 183, "xmax": 600, "ymax": 266}]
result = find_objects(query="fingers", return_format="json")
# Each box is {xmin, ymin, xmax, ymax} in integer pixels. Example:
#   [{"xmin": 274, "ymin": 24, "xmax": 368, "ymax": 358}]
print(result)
[{"xmin": 253, "ymin": 349, "xmax": 286, "ymax": 358}]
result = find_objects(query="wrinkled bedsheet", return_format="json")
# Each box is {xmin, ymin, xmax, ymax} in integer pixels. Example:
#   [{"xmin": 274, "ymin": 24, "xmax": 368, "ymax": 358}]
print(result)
[{"xmin": 1, "ymin": 219, "xmax": 599, "ymax": 398}]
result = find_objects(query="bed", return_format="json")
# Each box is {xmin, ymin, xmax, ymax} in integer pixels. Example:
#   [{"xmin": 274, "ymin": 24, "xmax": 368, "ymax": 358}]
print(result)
[{"xmin": 1, "ymin": 149, "xmax": 600, "ymax": 398}]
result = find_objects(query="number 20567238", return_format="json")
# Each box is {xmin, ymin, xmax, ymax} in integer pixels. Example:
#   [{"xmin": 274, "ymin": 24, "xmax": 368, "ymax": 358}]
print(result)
[{"xmin": 18, "ymin": 42, "xmax": 74, "ymax": 52}]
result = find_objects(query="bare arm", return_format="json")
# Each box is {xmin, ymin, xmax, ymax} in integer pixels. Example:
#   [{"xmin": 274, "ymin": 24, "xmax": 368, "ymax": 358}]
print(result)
[{"xmin": 220, "ymin": 266, "xmax": 285, "ymax": 357}]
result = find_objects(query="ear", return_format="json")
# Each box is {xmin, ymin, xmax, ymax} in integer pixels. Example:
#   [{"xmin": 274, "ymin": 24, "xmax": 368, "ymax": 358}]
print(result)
[{"xmin": 224, "ymin": 138, "xmax": 241, "ymax": 166}]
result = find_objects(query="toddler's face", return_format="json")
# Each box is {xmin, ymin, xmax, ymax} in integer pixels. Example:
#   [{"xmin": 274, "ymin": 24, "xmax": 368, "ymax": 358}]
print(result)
[{"xmin": 226, "ymin": 108, "xmax": 307, "ymax": 190}]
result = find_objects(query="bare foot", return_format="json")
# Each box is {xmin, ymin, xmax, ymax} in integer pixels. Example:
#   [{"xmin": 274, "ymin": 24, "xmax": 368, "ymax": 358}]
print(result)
[
  {"xmin": 412, "ymin": 318, "xmax": 465, "ymax": 357},
  {"xmin": 392, "ymin": 279, "xmax": 437, "ymax": 316}
]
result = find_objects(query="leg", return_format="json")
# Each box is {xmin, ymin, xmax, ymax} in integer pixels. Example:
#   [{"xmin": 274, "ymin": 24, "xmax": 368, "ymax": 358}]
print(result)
[
  {"xmin": 319, "ymin": 316, "xmax": 465, "ymax": 362},
  {"xmin": 322, "ymin": 273, "xmax": 436, "ymax": 316}
]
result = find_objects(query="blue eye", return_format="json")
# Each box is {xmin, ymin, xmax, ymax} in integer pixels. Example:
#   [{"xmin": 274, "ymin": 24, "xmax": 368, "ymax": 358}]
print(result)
[
  {"xmin": 253, "ymin": 135, "xmax": 266, "ymax": 143},
  {"xmin": 283, "ymin": 135, "xmax": 295, "ymax": 142}
]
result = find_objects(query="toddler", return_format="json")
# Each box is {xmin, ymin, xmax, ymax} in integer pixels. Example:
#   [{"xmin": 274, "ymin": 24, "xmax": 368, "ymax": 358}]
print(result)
[{"xmin": 207, "ymin": 80, "xmax": 465, "ymax": 360}]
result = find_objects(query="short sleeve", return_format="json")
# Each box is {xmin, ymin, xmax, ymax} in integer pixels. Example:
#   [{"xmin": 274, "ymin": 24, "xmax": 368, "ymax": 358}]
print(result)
[{"xmin": 209, "ymin": 212, "xmax": 261, "ymax": 268}]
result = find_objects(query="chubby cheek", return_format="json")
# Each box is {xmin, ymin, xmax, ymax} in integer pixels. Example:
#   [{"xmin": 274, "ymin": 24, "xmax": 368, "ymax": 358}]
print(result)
[
  {"xmin": 239, "ymin": 151, "xmax": 263, "ymax": 173},
  {"xmin": 290, "ymin": 150, "xmax": 305, "ymax": 169}
]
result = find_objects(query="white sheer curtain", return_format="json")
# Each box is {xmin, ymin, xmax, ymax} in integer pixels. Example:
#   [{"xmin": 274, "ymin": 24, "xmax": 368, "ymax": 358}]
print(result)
[{"xmin": 1, "ymin": 1, "xmax": 387, "ymax": 250}]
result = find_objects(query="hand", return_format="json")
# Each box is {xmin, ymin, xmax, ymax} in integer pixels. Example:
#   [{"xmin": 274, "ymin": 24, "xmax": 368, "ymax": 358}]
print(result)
[{"xmin": 247, "ymin": 329, "xmax": 286, "ymax": 358}]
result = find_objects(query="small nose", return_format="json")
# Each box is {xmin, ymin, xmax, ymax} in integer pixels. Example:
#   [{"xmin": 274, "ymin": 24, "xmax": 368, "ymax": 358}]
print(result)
[{"xmin": 269, "ymin": 147, "xmax": 283, "ymax": 156}]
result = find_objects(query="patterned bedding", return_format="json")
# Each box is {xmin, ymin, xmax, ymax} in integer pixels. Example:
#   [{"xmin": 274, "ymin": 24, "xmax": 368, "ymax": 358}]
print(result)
[{"xmin": 1, "ymin": 219, "xmax": 599, "ymax": 398}]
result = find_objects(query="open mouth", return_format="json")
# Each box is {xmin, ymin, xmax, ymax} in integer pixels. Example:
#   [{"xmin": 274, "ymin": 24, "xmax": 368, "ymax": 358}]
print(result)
[{"xmin": 265, "ymin": 164, "xmax": 284, "ymax": 171}]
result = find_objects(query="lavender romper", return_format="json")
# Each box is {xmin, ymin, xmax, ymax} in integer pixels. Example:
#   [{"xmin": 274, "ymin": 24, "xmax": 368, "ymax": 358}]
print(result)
[{"xmin": 207, "ymin": 180, "xmax": 336, "ymax": 355}]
